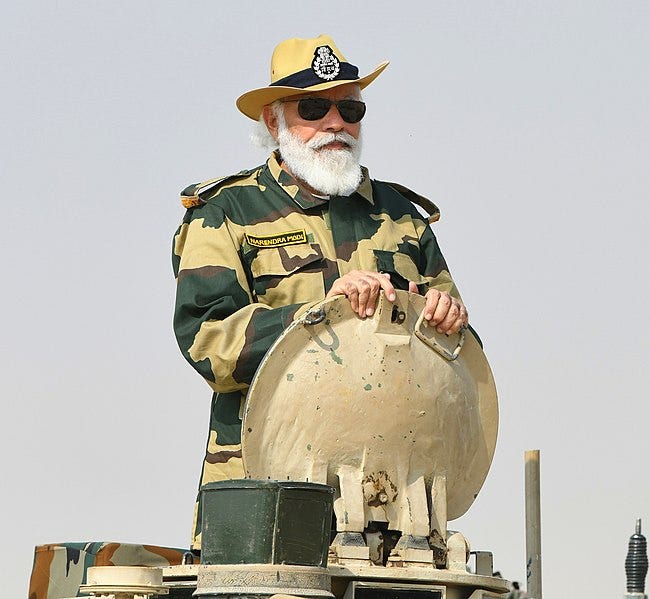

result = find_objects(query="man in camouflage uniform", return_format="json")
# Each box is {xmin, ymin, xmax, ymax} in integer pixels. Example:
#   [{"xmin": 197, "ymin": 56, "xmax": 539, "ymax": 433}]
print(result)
[{"xmin": 172, "ymin": 34, "xmax": 468, "ymax": 550}]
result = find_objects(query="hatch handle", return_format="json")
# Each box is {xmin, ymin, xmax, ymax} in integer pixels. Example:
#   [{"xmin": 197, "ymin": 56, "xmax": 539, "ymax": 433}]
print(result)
[{"xmin": 414, "ymin": 309, "xmax": 466, "ymax": 361}]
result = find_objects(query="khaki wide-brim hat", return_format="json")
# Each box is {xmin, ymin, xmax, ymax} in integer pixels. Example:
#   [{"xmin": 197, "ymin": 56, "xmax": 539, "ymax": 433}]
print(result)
[{"xmin": 236, "ymin": 34, "xmax": 389, "ymax": 121}]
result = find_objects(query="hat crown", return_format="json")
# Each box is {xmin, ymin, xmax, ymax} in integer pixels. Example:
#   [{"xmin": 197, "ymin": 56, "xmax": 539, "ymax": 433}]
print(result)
[{"xmin": 270, "ymin": 34, "xmax": 348, "ymax": 84}]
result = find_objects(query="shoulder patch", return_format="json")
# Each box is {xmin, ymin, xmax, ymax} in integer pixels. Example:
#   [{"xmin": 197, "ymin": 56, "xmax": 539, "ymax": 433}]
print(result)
[
  {"xmin": 180, "ymin": 169, "xmax": 257, "ymax": 209},
  {"xmin": 382, "ymin": 181, "xmax": 441, "ymax": 224}
]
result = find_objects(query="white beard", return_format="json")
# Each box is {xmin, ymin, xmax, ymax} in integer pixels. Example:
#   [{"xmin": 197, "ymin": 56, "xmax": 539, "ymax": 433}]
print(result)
[{"xmin": 276, "ymin": 120, "xmax": 363, "ymax": 197}]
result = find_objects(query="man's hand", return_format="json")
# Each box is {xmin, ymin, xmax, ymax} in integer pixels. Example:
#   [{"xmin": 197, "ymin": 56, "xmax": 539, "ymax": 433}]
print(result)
[
  {"xmin": 409, "ymin": 282, "xmax": 467, "ymax": 334},
  {"xmin": 326, "ymin": 270, "xmax": 396, "ymax": 317},
  {"xmin": 326, "ymin": 271, "xmax": 467, "ymax": 333}
]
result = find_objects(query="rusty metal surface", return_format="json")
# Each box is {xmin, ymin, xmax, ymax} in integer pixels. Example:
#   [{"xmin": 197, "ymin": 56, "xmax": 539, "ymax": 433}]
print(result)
[{"xmin": 242, "ymin": 290, "xmax": 498, "ymax": 534}]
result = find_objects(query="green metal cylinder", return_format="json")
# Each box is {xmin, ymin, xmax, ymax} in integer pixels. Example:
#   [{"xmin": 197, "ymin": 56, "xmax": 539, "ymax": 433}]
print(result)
[{"xmin": 200, "ymin": 479, "xmax": 334, "ymax": 567}]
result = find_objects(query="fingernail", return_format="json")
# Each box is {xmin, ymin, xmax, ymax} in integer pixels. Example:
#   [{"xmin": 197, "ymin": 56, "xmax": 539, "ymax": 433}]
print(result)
[
  {"xmin": 366, "ymin": 308, "xmax": 374, "ymax": 316},
  {"xmin": 388, "ymin": 293, "xmax": 396, "ymax": 301},
  {"xmin": 425, "ymin": 312, "xmax": 432, "ymax": 320}
]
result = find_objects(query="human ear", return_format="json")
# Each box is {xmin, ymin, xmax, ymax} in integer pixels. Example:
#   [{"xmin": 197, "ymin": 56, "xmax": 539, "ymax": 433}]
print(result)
[{"xmin": 262, "ymin": 105, "xmax": 279, "ymax": 141}]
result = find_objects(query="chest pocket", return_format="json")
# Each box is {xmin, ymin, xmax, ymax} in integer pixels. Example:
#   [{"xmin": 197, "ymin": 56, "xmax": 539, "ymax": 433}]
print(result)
[
  {"xmin": 374, "ymin": 250, "xmax": 425, "ymax": 290},
  {"xmin": 244, "ymin": 243, "xmax": 325, "ymax": 305}
]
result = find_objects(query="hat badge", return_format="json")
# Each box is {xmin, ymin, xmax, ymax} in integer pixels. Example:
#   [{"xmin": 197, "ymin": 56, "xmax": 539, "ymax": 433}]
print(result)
[{"xmin": 312, "ymin": 45, "xmax": 340, "ymax": 81}]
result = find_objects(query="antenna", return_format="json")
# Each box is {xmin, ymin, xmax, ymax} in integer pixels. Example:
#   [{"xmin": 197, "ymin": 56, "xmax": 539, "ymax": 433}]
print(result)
[{"xmin": 625, "ymin": 518, "xmax": 648, "ymax": 598}]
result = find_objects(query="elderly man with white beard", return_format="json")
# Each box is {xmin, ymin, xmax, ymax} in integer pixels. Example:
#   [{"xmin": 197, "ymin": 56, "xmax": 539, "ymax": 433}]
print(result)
[{"xmin": 172, "ymin": 34, "xmax": 468, "ymax": 551}]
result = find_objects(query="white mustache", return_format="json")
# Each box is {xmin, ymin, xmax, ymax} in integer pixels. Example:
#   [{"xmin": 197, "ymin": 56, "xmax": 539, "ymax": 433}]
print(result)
[{"xmin": 308, "ymin": 132, "xmax": 358, "ymax": 151}]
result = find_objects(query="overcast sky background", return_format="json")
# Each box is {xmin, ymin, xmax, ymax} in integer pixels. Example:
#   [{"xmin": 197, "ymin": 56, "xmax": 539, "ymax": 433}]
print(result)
[{"xmin": 2, "ymin": 2, "xmax": 649, "ymax": 597}]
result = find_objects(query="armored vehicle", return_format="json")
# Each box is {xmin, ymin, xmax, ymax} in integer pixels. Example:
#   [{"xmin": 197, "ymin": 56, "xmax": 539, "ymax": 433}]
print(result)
[{"xmin": 29, "ymin": 290, "xmax": 506, "ymax": 599}]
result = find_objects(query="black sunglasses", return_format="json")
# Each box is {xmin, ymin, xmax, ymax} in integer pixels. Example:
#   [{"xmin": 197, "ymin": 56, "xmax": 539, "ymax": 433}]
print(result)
[{"xmin": 283, "ymin": 98, "xmax": 366, "ymax": 123}]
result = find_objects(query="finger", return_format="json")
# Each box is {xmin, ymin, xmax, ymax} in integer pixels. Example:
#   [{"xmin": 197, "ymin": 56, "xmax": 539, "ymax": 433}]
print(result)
[
  {"xmin": 431, "ymin": 292, "xmax": 452, "ymax": 325},
  {"xmin": 446, "ymin": 309, "xmax": 467, "ymax": 334},
  {"xmin": 439, "ymin": 302, "xmax": 468, "ymax": 334},
  {"xmin": 331, "ymin": 271, "xmax": 396, "ymax": 317},
  {"xmin": 343, "ymin": 274, "xmax": 373, "ymax": 317},
  {"xmin": 356, "ymin": 277, "xmax": 374, "ymax": 317},
  {"xmin": 423, "ymin": 288, "xmax": 441, "ymax": 320},
  {"xmin": 344, "ymin": 281, "xmax": 360, "ymax": 314},
  {"xmin": 363, "ymin": 275, "xmax": 386, "ymax": 316},
  {"xmin": 408, "ymin": 281, "xmax": 419, "ymax": 294},
  {"xmin": 436, "ymin": 300, "xmax": 461, "ymax": 333},
  {"xmin": 374, "ymin": 273, "xmax": 396, "ymax": 302},
  {"xmin": 359, "ymin": 272, "xmax": 393, "ymax": 316},
  {"xmin": 446, "ymin": 316, "xmax": 465, "ymax": 335},
  {"xmin": 325, "ymin": 278, "xmax": 347, "ymax": 299}
]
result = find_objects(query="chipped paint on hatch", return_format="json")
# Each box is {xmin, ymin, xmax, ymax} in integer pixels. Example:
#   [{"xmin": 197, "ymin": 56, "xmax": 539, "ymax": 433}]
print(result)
[{"xmin": 330, "ymin": 350, "xmax": 343, "ymax": 364}]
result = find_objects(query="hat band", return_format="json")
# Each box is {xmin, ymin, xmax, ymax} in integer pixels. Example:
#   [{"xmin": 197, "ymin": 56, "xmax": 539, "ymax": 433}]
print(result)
[{"xmin": 270, "ymin": 62, "xmax": 359, "ymax": 89}]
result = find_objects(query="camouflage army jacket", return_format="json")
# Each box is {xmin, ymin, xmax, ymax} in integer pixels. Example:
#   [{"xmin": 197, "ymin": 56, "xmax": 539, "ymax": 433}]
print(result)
[
  {"xmin": 173, "ymin": 152, "xmax": 460, "ymax": 395},
  {"xmin": 172, "ymin": 153, "xmax": 460, "ymax": 546}
]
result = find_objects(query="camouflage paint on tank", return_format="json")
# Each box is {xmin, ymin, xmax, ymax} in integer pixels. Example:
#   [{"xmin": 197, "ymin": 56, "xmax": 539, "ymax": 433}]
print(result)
[{"xmin": 28, "ymin": 542, "xmax": 191, "ymax": 599}]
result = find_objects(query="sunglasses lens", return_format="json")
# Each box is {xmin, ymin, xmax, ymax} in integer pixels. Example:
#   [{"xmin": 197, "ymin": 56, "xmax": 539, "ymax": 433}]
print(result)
[
  {"xmin": 296, "ymin": 98, "xmax": 366, "ymax": 123},
  {"xmin": 337, "ymin": 100, "xmax": 366, "ymax": 123},
  {"xmin": 297, "ymin": 98, "xmax": 331, "ymax": 120}
]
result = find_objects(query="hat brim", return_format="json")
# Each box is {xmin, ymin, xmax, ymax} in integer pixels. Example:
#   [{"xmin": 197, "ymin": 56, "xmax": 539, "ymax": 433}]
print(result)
[{"xmin": 236, "ymin": 61, "xmax": 389, "ymax": 121}]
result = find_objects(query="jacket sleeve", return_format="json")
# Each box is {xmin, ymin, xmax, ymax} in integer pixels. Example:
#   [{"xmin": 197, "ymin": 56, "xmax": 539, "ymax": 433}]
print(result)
[
  {"xmin": 417, "ymin": 217, "xmax": 482, "ymax": 344},
  {"xmin": 379, "ymin": 179, "xmax": 462, "ymax": 301},
  {"xmin": 172, "ymin": 200, "xmax": 307, "ymax": 392},
  {"xmin": 418, "ymin": 221, "xmax": 463, "ymax": 301}
]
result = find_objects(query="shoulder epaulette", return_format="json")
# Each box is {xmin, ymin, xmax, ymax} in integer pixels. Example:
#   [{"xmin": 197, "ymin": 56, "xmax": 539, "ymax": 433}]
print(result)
[
  {"xmin": 180, "ymin": 169, "xmax": 255, "ymax": 209},
  {"xmin": 383, "ymin": 181, "xmax": 441, "ymax": 224}
]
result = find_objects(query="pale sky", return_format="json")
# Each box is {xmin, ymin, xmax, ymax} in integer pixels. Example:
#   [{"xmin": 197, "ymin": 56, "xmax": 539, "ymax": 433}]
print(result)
[{"xmin": 2, "ymin": 2, "xmax": 649, "ymax": 597}]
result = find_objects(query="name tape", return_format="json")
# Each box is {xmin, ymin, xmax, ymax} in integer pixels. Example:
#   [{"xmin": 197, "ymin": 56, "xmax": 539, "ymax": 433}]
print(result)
[{"xmin": 245, "ymin": 229, "xmax": 308, "ymax": 248}]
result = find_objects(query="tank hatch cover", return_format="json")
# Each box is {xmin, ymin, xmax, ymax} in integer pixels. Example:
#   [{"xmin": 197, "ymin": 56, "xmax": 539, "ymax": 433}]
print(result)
[{"xmin": 242, "ymin": 290, "xmax": 498, "ymax": 532}]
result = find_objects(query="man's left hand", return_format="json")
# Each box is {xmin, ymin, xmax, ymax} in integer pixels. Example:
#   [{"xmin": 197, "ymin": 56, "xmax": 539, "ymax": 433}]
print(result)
[{"xmin": 408, "ymin": 282, "xmax": 467, "ymax": 335}]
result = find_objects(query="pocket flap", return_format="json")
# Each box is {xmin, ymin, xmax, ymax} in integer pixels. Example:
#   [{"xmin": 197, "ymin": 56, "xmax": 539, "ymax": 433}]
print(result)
[
  {"xmin": 250, "ymin": 244, "xmax": 323, "ymax": 278},
  {"xmin": 374, "ymin": 250, "xmax": 424, "ymax": 284}
]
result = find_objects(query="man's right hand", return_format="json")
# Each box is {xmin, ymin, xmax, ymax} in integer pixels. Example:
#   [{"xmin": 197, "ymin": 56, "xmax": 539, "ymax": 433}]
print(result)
[{"xmin": 325, "ymin": 270, "xmax": 396, "ymax": 318}]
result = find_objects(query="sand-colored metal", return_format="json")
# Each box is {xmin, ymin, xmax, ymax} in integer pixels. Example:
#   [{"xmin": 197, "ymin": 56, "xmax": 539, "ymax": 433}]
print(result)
[
  {"xmin": 329, "ymin": 562, "xmax": 510, "ymax": 596},
  {"xmin": 525, "ymin": 449, "xmax": 543, "ymax": 599},
  {"xmin": 78, "ymin": 565, "xmax": 168, "ymax": 597},
  {"xmin": 194, "ymin": 563, "xmax": 333, "ymax": 598},
  {"xmin": 158, "ymin": 563, "xmax": 512, "ymax": 599},
  {"xmin": 242, "ymin": 290, "xmax": 498, "ymax": 536}
]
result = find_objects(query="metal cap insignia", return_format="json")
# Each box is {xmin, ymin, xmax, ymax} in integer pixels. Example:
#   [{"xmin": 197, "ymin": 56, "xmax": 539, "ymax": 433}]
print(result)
[{"xmin": 312, "ymin": 45, "xmax": 340, "ymax": 81}]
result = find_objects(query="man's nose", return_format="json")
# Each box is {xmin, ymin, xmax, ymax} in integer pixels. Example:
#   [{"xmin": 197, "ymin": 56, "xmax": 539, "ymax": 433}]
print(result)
[{"xmin": 321, "ymin": 104, "xmax": 345, "ymax": 131}]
